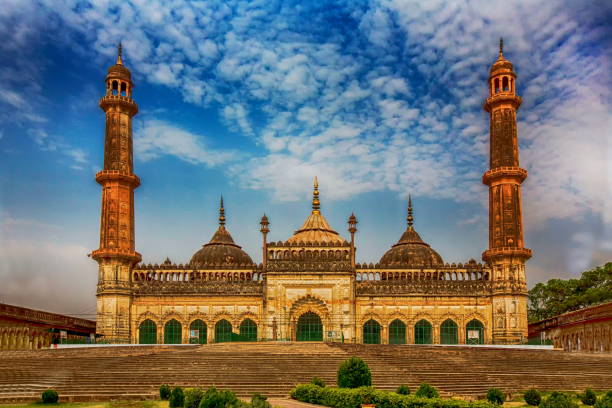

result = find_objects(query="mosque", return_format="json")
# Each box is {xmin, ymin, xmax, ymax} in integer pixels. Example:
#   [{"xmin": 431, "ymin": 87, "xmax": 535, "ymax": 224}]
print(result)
[{"xmin": 91, "ymin": 41, "xmax": 531, "ymax": 345}]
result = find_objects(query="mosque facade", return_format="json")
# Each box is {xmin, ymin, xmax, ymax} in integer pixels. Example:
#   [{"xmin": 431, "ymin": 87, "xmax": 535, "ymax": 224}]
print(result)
[{"xmin": 92, "ymin": 42, "xmax": 531, "ymax": 345}]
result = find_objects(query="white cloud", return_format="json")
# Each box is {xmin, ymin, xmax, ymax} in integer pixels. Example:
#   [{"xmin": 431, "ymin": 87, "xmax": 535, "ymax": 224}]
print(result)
[{"xmin": 135, "ymin": 119, "xmax": 236, "ymax": 166}]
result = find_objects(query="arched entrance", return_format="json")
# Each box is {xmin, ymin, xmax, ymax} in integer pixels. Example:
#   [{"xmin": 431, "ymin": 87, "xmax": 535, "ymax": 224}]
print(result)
[
  {"xmin": 164, "ymin": 319, "xmax": 182, "ymax": 344},
  {"xmin": 440, "ymin": 319, "xmax": 458, "ymax": 344},
  {"xmin": 466, "ymin": 319, "xmax": 484, "ymax": 344},
  {"xmin": 414, "ymin": 319, "xmax": 432, "ymax": 344},
  {"xmin": 389, "ymin": 319, "xmax": 407, "ymax": 344},
  {"xmin": 139, "ymin": 319, "xmax": 157, "ymax": 344},
  {"xmin": 215, "ymin": 319, "xmax": 232, "ymax": 343},
  {"xmin": 296, "ymin": 312, "xmax": 323, "ymax": 341},
  {"xmin": 189, "ymin": 320, "xmax": 207, "ymax": 344},
  {"xmin": 363, "ymin": 319, "xmax": 381, "ymax": 344},
  {"xmin": 239, "ymin": 319, "xmax": 257, "ymax": 341}
]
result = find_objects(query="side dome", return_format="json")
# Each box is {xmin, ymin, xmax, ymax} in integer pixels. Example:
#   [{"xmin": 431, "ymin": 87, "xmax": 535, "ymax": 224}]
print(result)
[
  {"xmin": 189, "ymin": 197, "xmax": 254, "ymax": 267},
  {"xmin": 379, "ymin": 196, "xmax": 444, "ymax": 267}
]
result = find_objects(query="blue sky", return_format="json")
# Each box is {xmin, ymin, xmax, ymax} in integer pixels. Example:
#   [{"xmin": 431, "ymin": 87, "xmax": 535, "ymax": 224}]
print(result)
[{"xmin": 0, "ymin": 0, "xmax": 610, "ymax": 318}]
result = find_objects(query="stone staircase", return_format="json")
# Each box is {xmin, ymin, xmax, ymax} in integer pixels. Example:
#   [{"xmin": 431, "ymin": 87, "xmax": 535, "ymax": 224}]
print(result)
[{"xmin": 0, "ymin": 342, "xmax": 610, "ymax": 403}]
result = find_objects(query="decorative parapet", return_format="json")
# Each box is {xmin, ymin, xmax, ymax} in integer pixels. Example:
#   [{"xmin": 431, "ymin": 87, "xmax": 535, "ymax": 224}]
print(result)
[
  {"xmin": 356, "ymin": 280, "xmax": 493, "ymax": 296},
  {"xmin": 133, "ymin": 280, "xmax": 264, "ymax": 296},
  {"xmin": 266, "ymin": 260, "xmax": 353, "ymax": 273}
]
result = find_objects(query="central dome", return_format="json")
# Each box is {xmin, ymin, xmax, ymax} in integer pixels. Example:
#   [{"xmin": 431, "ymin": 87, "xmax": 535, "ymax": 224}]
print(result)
[
  {"xmin": 189, "ymin": 198, "xmax": 254, "ymax": 267},
  {"xmin": 286, "ymin": 177, "xmax": 347, "ymax": 244},
  {"xmin": 379, "ymin": 197, "xmax": 443, "ymax": 267}
]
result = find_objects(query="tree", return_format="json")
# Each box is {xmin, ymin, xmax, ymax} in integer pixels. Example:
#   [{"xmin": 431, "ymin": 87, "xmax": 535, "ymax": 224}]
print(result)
[{"xmin": 528, "ymin": 263, "xmax": 612, "ymax": 322}]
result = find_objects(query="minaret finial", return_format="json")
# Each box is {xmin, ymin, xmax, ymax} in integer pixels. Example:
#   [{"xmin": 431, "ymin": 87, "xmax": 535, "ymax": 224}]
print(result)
[
  {"xmin": 499, "ymin": 37, "xmax": 504, "ymax": 56},
  {"xmin": 407, "ymin": 194, "xmax": 414, "ymax": 228},
  {"xmin": 117, "ymin": 42, "xmax": 123, "ymax": 65},
  {"xmin": 219, "ymin": 195, "xmax": 226, "ymax": 226},
  {"xmin": 312, "ymin": 176, "xmax": 320, "ymax": 213}
]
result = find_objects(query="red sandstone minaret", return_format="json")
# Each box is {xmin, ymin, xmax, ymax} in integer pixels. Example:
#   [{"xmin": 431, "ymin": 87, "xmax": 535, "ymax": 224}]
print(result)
[
  {"xmin": 483, "ymin": 39, "xmax": 531, "ymax": 343},
  {"xmin": 91, "ymin": 44, "xmax": 140, "ymax": 341}
]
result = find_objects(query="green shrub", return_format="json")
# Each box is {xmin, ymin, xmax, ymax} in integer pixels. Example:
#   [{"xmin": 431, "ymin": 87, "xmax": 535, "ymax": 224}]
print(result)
[
  {"xmin": 160, "ymin": 384, "xmax": 172, "ymax": 400},
  {"xmin": 539, "ymin": 392, "xmax": 578, "ymax": 408},
  {"xmin": 396, "ymin": 385, "xmax": 410, "ymax": 395},
  {"xmin": 594, "ymin": 391, "xmax": 612, "ymax": 408},
  {"xmin": 41, "ymin": 389, "xmax": 59, "ymax": 404},
  {"xmin": 290, "ymin": 384, "xmax": 496, "ymax": 408},
  {"xmin": 415, "ymin": 383, "xmax": 439, "ymax": 399},
  {"xmin": 170, "ymin": 387, "xmax": 185, "ymax": 408},
  {"xmin": 252, "ymin": 393, "xmax": 272, "ymax": 408},
  {"xmin": 524, "ymin": 389, "xmax": 542, "ymax": 406},
  {"xmin": 486, "ymin": 388, "xmax": 504, "ymax": 405},
  {"xmin": 580, "ymin": 389, "xmax": 597, "ymax": 406},
  {"xmin": 312, "ymin": 377, "xmax": 327, "ymax": 387},
  {"xmin": 185, "ymin": 388, "xmax": 205, "ymax": 408},
  {"xmin": 199, "ymin": 387, "xmax": 239, "ymax": 408},
  {"xmin": 337, "ymin": 357, "xmax": 372, "ymax": 388}
]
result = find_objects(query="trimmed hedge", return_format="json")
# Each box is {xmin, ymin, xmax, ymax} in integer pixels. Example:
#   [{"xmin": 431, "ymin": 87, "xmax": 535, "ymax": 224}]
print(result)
[
  {"xmin": 539, "ymin": 392, "xmax": 578, "ymax": 408},
  {"xmin": 185, "ymin": 388, "xmax": 206, "ymax": 408},
  {"xmin": 396, "ymin": 385, "xmax": 410, "ymax": 395},
  {"xmin": 41, "ymin": 389, "xmax": 59, "ymax": 404},
  {"xmin": 594, "ymin": 391, "xmax": 612, "ymax": 408},
  {"xmin": 338, "ymin": 357, "xmax": 372, "ymax": 388},
  {"xmin": 198, "ymin": 387, "xmax": 239, "ymax": 408},
  {"xmin": 312, "ymin": 377, "xmax": 327, "ymax": 388},
  {"xmin": 160, "ymin": 384, "xmax": 172, "ymax": 400},
  {"xmin": 524, "ymin": 389, "xmax": 541, "ymax": 406},
  {"xmin": 580, "ymin": 389, "xmax": 597, "ymax": 406},
  {"xmin": 485, "ymin": 389, "xmax": 504, "ymax": 405},
  {"xmin": 170, "ymin": 387, "xmax": 185, "ymax": 408},
  {"xmin": 415, "ymin": 384, "xmax": 439, "ymax": 399},
  {"xmin": 290, "ymin": 384, "xmax": 497, "ymax": 408}
]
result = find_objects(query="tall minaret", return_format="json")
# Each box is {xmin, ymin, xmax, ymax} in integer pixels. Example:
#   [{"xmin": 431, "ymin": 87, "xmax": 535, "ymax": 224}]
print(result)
[
  {"xmin": 483, "ymin": 39, "xmax": 531, "ymax": 344},
  {"xmin": 91, "ymin": 44, "xmax": 141, "ymax": 342}
]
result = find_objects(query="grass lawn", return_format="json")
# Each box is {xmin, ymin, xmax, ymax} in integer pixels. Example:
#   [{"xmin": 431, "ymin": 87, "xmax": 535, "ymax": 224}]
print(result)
[{"xmin": 1, "ymin": 401, "xmax": 169, "ymax": 408}]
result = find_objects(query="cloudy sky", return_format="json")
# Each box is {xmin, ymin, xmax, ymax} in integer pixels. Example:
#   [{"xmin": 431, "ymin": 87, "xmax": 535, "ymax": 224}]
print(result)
[{"xmin": 0, "ymin": 0, "xmax": 610, "ymax": 319}]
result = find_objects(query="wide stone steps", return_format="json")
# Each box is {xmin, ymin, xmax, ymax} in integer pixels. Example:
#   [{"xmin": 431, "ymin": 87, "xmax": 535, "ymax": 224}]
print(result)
[{"xmin": 1, "ymin": 343, "xmax": 611, "ymax": 403}]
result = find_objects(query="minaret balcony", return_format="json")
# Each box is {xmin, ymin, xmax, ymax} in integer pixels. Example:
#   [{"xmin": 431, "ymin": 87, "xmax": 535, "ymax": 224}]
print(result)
[
  {"xmin": 99, "ymin": 94, "xmax": 138, "ymax": 115},
  {"xmin": 91, "ymin": 248, "xmax": 142, "ymax": 263},
  {"xmin": 95, "ymin": 170, "xmax": 141, "ymax": 187},
  {"xmin": 482, "ymin": 167, "xmax": 528, "ymax": 186},
  {"xmin": 483, "ymin": 94, "xmax": 521, "ymax": 112},
  {"xmin": 482, "ymin": 247, "xmax": 532, "ymax": 263}
]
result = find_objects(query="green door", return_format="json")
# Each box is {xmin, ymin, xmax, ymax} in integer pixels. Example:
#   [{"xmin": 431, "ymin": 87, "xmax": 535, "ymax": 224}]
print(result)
[
  {"xmin": 466, "ymin": 319, "xmax": 485, "ymax": 344},
  {"xmin": 440, "ymin": 319, "xmax": 458, "ymax": 344},
  {"xmin": 139, "ymin": 319, "xmax": 157, "ymax": 344},
  {"xmin": 363, "ymin": 319, "xmax": 381, "ymax": 344},
  {"xmin": 239, "ymin": 319, "xmax": 257, "ymax": 341},
  {"xmin": 164, "ymin": 319, "xmax": 182, "ymax": 344},
  {"xmin": 189, "ymin": 320, "xmax": 207, "ymax": 344},
  {"xmin": 296, "ymin": 312, "xmax": 323, "ymax": 341},
  {"xmin": 414, "ymin": 319, "xmax": 432, "ymax": 344},
  {"xmin": 389, "ymin": 319, "xmax": 407, "ymax": 344},
  {"xmin": 215, "ymin": 319, "xmax": 232, "ymax": 343}
]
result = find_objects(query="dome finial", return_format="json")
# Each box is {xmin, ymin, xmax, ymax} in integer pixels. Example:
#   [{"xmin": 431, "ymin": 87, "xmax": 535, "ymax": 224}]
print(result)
[
  {"xmin": 499, "ymin": 37, "xmax": 504, "ymax": 57},
  {"xmin": 117, "ymin": 42, "xmax": 123, "ymax": 65},
  {"xmin": 407, "ymin": 194, "xmax": 414, "ymax": 228},
  {"xmin": 312, "ymin": 176, "xmax": 320, "ymax": 213},
  {"xmin": 219, "ymin": 195, "xmax": 226, "ymax": 226}
]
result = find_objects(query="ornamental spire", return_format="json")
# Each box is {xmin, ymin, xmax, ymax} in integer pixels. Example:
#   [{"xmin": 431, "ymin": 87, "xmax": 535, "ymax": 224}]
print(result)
[
  {"xmin": 116, "ymin": 42, "xmax": 123, "ymax": 65},
  {"xmin": 219, "ymin": 195, "xmax": 226, "ymax": 226},
  {"xmin": 407, "ymin": 195, "xmax": 414, "ymax": 229},
  {"xmin": 312, "ymin": 176, "xmax": 320, "ymax": 213},
  {"xmin": 499, "ymin": 37, "xmax": 504, "ymax": 57}
]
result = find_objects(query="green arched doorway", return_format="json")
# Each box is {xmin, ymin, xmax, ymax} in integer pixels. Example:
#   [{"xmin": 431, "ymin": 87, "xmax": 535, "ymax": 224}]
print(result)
[
  {"xmin": 389, "ymin": 319, "xmax": 407, "ymax": 344},
  {"xmin": 363, "ymin": 319, "xmax": 381, "ymax": 344},
  {"xmin": 440, "ymin": 319, "xmax": 458, "ymax": 344},
  {"xmin": 296, "ymin": 312, "xmax": 323, "ymax": 341},
  {"xmin": 215, "ymin": 319, "xmax": 232, "ymax": 343},
  {"xmin": 164, "ymin": 319, "xmax": 182, "ymax": 344},
  {"xmin": 239, "ymin": 319, "xmax": 257, "ymax": 341},
  {"xmin": 139, "ymin": 319, "xmax": 157, "ymax": 344},
  {"xmin": 414, "ymin": 319, "xmax": 432, "ymax": 344},
  {"xmin": 189, "ymin": 320, "xmax": 207, "ymax": 344},
  {"xmin": 466, "ymin": 319, "xmax": 485, "ymax": 344}
]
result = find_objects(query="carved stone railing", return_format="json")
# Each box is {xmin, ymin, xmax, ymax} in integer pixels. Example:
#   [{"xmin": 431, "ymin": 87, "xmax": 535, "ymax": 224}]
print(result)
[
  {"xmin": 266, "ymin": 260, "xmax": 353, "ymax": 273},
  {"xmin": 133, "ymin": 280, "xmax": 264, "ymax": 296},
  {"xmin": 356, "ymin": 280, "xmax": 493, "ymax": 296}
]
